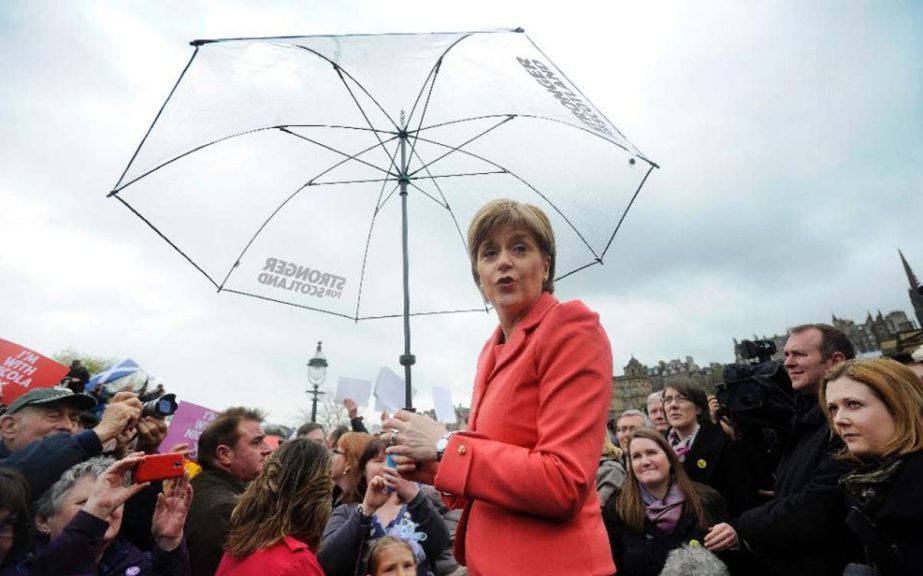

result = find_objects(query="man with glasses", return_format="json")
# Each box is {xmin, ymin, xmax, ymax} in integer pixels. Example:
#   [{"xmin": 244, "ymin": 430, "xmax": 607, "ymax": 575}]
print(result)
[
  {"xmin": 614, "ymin": 409, "xmax": 649, "ymax": 451},
  {"xmin": 185, "ymin": 406, "xmax": 271, "ymax": 576},
  {"xmin": 734, "ymin": 324, "xmax": 860, "ymax": 576},
  {"xmin": 0, "ymin": 387, "xmax": 141, "ymax": 498}
]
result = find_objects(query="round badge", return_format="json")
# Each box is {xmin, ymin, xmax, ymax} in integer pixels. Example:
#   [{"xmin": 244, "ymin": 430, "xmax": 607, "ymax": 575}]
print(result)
[
  {"xmin": 125, "ymin": 568, "xmax": 141, "ymax": 576},
  {"xmin": 689, "ymin": 539, "xmax": 702, "ymax": 548},
  {"xmin": 697, "ymin": 459, "xmax": 707, "ymax": 469}
]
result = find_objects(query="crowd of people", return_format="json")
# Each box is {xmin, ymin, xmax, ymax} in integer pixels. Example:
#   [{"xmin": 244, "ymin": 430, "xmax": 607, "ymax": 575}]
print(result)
[{"xmin": 2, "ymin": 199, "xmax": 923, "ymax": 576}]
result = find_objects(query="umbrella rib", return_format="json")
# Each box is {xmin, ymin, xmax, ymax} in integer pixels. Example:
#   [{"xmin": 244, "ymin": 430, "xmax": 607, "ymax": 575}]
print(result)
[
  {"xmin": 407, "ymin": 181, "xmax": 448, "ymax": 209},
  {"xmin": 111, "ymin": 124, "xmax": 396, "ymax": 195},
  {"xmin": 190, "ymin": 29, "xmax": 522, "ymax": 46},
  {"xmin": 407, "ymin": 116, "xmax": 515, "ymax": 178},
  {"xmin": 406, "ymin": 59, "xmax": 443, "ymax": 172},
  {"xmin": 411, "ymin": 131, "xmax": 601, "ymax": 261},
  {"xmin": 216, "ymin": 180, "xmax": 313, "ymax": 290},
  {"xmin": 404, "ymin": 144, "xmax": 500, "ymax": 315},
  {"xmin": 600, "ymin": 162, "xmax": 655, "ymax": 259},
  {"xmin": 413, "ymin": 170, "xmax": 508, "ymax": 181},
  {"xmin": 354, "ymin": 143, "xmax": 402, "ymax": 320},
  {"xmin": 222, "ymin": 289, "xmax": 358, "ymax": 321},
  {"xmin": 291, "ymin": 44, "xmax": 403, "ymax": 174},
  {"xmin": 405, "ymin": 32, "xmax": 479, "ymax": 170},
  {"xmin": 555, "ymin": 261, "xmax": 603, "ymax": 282},
  {"xmin": 524, "ymin": 32, "xmax": 658, "ymax": 168},
  {"xmin": 112, "ymin": 195, "xmax": 221, "ymax": 289},
  {"xmin": 278, "ymin": 127, "xmax": 398, "ymax": 177},
  {"xmin": 112, "ymin": 47, "xmax": 201, "ymax": 193},
  {"xmin": 359, "ymin": 307, "xmax": 490, "ymax": 321},
  {"xmin": 414, "ymin": 113, "xmax": 658, "ymax": 167}
]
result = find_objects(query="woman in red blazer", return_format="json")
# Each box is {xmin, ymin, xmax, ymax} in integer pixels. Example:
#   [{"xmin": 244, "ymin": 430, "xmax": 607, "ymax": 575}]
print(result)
[
  {"xmin": 386, "ymin": 199, "xmax": 615, "ymax": 575},
  {"xmin": 216, "ymin": 439, "xmax": 331, "ymax": 576}
]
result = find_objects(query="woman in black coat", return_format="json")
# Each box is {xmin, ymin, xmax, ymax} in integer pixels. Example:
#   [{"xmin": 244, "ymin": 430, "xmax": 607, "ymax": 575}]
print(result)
[
  {"xmin": 603, "ymin": 428, "xmax": 733, "ymax": 576},
  {"xmin": 661, "ymin": 382, "xmax": 760, "ymax": 516},
  {"xmin": 819, "ymin": 358, "xmax": 923, "ymax": 576}
]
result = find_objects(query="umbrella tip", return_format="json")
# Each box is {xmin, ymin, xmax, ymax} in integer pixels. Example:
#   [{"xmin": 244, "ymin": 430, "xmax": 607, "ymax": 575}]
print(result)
[
  {"xmin": 513, "ymin": 27, "xmax": 525, "ymax": 33},
  {"xmin": 190, "ymin": 39, "xmax": 214, "ymax": 47}
]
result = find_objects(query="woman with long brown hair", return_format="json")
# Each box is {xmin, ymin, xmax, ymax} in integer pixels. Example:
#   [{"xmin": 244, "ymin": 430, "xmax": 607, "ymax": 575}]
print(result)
[
  {"xmin": 216, "ymin": 438, "xmax": 332, "ymax": 576},
  {"xmin": 603, "ymin": 428, "xmax": 731, "ymax": 576}
]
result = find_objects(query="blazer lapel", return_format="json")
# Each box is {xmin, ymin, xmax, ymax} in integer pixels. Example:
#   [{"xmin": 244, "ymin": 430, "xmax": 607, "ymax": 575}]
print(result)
[{"xmin": 469, "ymin": 294, "xmax": 560, "ymax": 430}]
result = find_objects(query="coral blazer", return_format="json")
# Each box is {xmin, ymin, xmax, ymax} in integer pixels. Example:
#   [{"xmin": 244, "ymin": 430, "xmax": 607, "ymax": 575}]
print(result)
[{"xmin": 435, "ymin": 293, "xmax": 615, "ymax": 575}]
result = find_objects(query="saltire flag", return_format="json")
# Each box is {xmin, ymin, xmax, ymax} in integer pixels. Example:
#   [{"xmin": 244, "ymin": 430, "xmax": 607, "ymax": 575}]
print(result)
[{"xmin": 87, "ymin": 358, "xmax": 141, "ymax": 391}]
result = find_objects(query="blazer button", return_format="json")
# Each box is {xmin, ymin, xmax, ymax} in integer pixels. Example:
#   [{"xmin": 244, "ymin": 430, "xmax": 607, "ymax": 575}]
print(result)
[{"xmin": 457, "ymin": 445, "xmax": 467, "ymax": 455}]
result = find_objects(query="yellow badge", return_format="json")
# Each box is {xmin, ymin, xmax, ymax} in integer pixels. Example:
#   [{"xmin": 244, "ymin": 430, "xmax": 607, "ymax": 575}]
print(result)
[{"xmin": 697, "ymin": 459, "xmax": 707, "ymax": 469}]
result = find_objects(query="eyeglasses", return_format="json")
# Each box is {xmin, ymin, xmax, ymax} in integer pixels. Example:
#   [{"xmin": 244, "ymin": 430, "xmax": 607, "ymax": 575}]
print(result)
[{"xmin": 662, "ymin": 394, "xmax": 691, "ymax": 406}]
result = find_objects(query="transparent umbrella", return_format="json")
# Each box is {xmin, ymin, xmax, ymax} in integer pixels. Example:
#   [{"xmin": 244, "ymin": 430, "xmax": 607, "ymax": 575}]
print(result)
[{"xmin": 110, "ymin": 28, "xmax": 658, "ymax": 408}]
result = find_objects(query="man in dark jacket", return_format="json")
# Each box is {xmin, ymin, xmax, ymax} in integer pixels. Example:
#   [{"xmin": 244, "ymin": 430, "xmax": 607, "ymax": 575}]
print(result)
[
  {"xmin": 185, "ymin": 406, "xmax": 271, "ymax": 576},
  {"xmin": 736, "ymin": 323, "xmax": 860, "ymax": 576},
  {"xmin": 0, "ymin": 387, "xmax": 140, "ymax": 498}
]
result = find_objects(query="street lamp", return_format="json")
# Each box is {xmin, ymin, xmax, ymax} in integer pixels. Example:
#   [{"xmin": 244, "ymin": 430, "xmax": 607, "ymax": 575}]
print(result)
[{"xmin": 307, "ymin": 341, "xmax": 328, "ymax": 423}]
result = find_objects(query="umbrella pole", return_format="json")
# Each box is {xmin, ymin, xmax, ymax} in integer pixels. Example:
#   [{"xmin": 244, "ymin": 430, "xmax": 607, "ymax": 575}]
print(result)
[{"xmin": 398, "ymin": 125, "xmax": 415, "ymax": 411}]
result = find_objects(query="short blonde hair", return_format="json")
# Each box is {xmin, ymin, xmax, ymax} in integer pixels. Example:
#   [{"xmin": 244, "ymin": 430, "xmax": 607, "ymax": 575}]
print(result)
[
  {"xmin": 467, "ymin": 199, "xmax": 556, "ymax": 293},
  {"xmin": 819, "ymin": 358, "xmax": 923, "ymax": 459}
]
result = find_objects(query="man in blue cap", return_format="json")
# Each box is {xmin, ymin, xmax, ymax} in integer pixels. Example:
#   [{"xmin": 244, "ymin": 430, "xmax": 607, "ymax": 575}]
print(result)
[{"xmin": 0, "ymin": 386, "xmax": 141, "ymax": 498}]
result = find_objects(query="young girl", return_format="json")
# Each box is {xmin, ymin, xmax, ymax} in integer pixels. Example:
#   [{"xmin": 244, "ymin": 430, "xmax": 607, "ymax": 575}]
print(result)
[{"xmin": 366, "ymin": 536, "xmax": 417, "ymax": 576}]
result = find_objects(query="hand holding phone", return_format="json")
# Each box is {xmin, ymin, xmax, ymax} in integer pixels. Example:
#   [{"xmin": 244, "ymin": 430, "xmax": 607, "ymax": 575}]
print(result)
[{"xmin": 133, "ymin": 453, "xmax": 185, "ymax": 483}]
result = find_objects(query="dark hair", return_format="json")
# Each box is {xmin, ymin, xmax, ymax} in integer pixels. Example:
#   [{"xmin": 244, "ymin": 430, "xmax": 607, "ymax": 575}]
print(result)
[
  {"xmin": 225, "ymin": 438, "xmax": 332, "ymax": 556},
  {"xmin": 296, "ymin": 422, "xmax": 325, "ymax": 438},
  {"xmin": 357, "ymin": 436, "xmax": 389, "ymax": 498},
  {"xmin": 0, "ymin": 468, "xmax": 32, "ymax": 556},
  {"xmin": 611, "ymin": 428, "xmax": 714, "ymax": 533},
  {"xmin": 789, "ymin": 323, "xmax": 856, "ymax": 361},
  {"xmin": 197, "ymin": 407, "xmax": 265, "ymax": 470},
  {"xmin": 663, "ymin": 380, "xmax": 710, "ymax": 425},
  {"xmin": 328, "ymin": 424, "xmax": 350, "ymax": 447}
]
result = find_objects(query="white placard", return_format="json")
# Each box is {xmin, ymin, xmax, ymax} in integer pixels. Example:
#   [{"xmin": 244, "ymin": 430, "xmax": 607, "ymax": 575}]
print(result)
[
  {"xmin": 374, "ymin": 367, "xmax": 408, "ymax": 413},
  {"xmin": 432, "ymin": 386, "xmax": 457, "ymax": 424},
  {"xmin": 335, "ymin": 377, "xmax": 372, "ymax": 406}
]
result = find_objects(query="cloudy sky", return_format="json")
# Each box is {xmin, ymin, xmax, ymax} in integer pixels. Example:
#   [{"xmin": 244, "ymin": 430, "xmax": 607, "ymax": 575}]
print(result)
[{"xmin": 2, "ymin": 1, "xmax": 921, "ymax": 425}]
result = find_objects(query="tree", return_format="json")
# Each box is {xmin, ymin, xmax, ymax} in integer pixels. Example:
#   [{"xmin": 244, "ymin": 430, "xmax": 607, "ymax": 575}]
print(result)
[
  {"xmin": 291, "ymin": 392, "xmax": 348, "ymax": 433},
  {"xmin": 53, "ymin": 349, "xmax": 116, "ymax": 377}
]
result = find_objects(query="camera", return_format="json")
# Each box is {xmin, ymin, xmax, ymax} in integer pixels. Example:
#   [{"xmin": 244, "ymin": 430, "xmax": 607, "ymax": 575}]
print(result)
[
  {"xmin": 715, "ymin": 340, "xmax": 794, "ymax": 430},
  {"xmin": 141, "ymin": 393, "xmax": 179, "ymax": 418}
]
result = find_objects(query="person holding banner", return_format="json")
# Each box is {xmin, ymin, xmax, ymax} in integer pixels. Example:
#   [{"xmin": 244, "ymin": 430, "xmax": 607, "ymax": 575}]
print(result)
[{"xmin": 385, "ymin": 199, "xmax": 614, "ymax": 575}]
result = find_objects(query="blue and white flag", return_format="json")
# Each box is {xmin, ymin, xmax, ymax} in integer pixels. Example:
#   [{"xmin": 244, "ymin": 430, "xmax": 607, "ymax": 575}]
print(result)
[{"xmin": 87, "ymin": 358, "xmax": 141, "ymax": 391}]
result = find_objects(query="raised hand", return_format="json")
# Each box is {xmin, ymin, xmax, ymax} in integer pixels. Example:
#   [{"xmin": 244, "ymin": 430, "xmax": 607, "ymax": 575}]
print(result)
[
  {"xmin": 152, "ymin": 474, "xmax": 193, "ymax": 551},
  {"xmin": 82, "ymin": 453, "xmax": 149, "ymax": 521}
]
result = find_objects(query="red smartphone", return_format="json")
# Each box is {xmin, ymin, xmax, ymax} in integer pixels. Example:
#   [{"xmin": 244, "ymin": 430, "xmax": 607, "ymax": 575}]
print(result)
[{"xmin": 133, "ymin": 453, "xmax": 185, "ymax": 483}]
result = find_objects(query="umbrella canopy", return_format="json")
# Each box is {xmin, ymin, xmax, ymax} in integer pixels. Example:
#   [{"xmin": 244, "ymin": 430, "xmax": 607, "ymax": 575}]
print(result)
[{"xmin": 111, "ymin": 28, "xmax": 657, "ymax": 407}]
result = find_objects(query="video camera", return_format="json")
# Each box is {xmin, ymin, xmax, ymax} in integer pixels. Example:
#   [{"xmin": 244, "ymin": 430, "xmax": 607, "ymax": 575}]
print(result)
[
  {"xmin": 716, "ymin": 340, "xmax": 795, "ymax": 430},
  {"xmin": 141, "ymin": 393, "xmax": 179, "ymax": 418}
]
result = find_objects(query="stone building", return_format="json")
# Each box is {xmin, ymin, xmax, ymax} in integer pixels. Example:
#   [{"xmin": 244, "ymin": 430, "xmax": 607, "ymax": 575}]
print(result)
[{"xmin": 610, "ymin": 357, "xmax": 652, "ymax": 421}]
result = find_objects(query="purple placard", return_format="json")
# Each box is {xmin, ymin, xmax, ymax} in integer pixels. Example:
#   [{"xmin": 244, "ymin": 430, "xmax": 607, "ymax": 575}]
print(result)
[{"xmin": 159, "ymin": 401, "xmax": 219, "ymax": 461}]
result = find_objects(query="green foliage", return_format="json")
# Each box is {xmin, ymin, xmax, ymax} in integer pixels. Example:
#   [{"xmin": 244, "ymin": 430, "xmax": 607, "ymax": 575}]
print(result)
[{"xmin": 52, "ymin": 349, "xmax": 116, "ymax": 376}]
